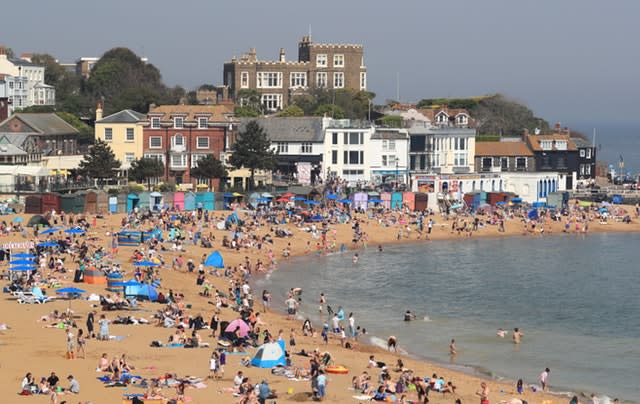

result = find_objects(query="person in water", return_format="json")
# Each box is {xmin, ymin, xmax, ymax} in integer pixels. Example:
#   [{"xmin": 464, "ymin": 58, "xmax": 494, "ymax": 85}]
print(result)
[
  {"xmin": 513, "ymin": 327, "xmax": 523, "ymax": 344},
  {"xmin": 404, "ymin": 310, "xmax": 416, "ymax": 321}
]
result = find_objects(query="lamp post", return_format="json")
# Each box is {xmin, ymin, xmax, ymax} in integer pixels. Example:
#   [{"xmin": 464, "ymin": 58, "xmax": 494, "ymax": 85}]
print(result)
[{"xmin": 395, "ymin": 160, "xmax": 399, "ymax": 191}]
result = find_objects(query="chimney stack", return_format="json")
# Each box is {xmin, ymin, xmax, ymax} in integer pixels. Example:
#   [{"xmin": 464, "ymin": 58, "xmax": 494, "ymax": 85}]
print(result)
[
  {"xmin": 95, "ymin": 102, "xmax": 103, "ymax": 121},
  {"xmin": 279, "ymin": 48, "xmax": 286, "ymax": 62}
]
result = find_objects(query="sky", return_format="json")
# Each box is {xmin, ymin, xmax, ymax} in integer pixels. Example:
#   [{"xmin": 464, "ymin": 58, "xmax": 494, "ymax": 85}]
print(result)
[{"xmin": 3, "ymin": 0, "xmax": 640, "ymax": 129}]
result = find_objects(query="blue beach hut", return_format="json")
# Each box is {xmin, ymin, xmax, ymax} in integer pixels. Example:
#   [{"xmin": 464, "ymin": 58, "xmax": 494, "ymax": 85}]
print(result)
[
  {"xmin": 137, "ymin": 192, "xmax": 150, "ymax": 211},
  {"xmin": 184, "ymin": 192, "xmax": 196, "ymax": 211},
  {"xmin": 126, "ymin": 194, "xmax": 140, "ymax": 212}
]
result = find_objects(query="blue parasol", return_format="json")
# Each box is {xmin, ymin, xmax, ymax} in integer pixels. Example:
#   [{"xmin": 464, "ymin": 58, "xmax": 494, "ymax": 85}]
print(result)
[
  {"xmin": 56, "ymin": 287, "xmax": 86, "ymax": 294},
  {"xmin": 12, "ymin": 217, "xmax": 23, "ymax": 223},
  {"xmin": 133, "ymin": 261, "xmax": 159, "ymax": 267},
  {"xmin": 292, "ymin": 196, "xmax": 306, "ymax": 201},
  {"xmin": 65, "ymin": 228, "xmax": 86, "ymax": 234},
  {"xmin": 9, "ymin": 266, "xmax": 35, "ymax": 271},
  {"xmin": 37, "ymin": 241, "xmax": 58, "ymax": 247},
  {"xmin": 305, "ymin": 200, "xmax": 320, "ymax": 205},
  {"xmin": 368, "ymin": 199, "xmax": 383, "ymax": 204},
  {"xmin": 338, "ymin": 199, "xmax": 352, "ymax": 204},
  {"xmin": 40, "ymin": 227, "xmax": 61, "ymax": 235},
  {"xmin": 12, "ymin": 253, "xmax": 36, "ymax": 258},
  {"xmin": 9, "ymin": 259, "xmax": 35, "ymax": 265},
  {"xmin": 326, "ymin": 194, "xmax": 338, "ymax": 200}
]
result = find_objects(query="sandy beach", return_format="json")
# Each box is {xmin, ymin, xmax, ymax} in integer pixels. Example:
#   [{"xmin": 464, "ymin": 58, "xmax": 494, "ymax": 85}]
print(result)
[{"xmin": 1, "ymin": 205, "xmax": 637, "ymax": 404}]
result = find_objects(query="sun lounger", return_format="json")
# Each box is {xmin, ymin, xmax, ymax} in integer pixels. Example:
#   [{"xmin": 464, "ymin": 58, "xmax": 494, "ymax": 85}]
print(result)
[{"xmin": 16, "ymin": 291, "xmax": 54, "ymax": 304}]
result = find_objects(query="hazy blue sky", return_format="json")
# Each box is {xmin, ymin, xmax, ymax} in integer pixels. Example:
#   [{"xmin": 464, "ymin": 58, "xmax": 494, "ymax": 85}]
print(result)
[{"xmin": 3, "ymin": 0, "xmax": 639, "ymax": 128}]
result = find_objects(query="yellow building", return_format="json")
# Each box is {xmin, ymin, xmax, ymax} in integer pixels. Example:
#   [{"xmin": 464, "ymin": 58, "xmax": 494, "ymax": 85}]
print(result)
[{"xmin": 94, "ymin": 105, "xmax": 145, "ymax": 168}]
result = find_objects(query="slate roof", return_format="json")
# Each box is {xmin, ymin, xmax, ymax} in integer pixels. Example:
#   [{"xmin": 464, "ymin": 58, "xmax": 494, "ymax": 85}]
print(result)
[
  {"xmin": 239, "ymin": 117, "xmax": 325, "ymax": 142},
  {"xmin": 97, "ymin": 109, "xmax": 145, "ymax": 124},
  {"xmin": 0, "ymin": 113, "xmax": 79, "ymax": 136},
  {"xmin": 8, "ymin": 57, "xmax": 37, "ymax": 67},
  {"xmin": 475, "ymin": 141, "xmax": 533, "ymax": 157}
]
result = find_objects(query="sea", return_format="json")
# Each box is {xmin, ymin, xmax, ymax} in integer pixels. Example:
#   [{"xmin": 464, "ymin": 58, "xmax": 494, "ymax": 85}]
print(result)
[
  {"xmin": 574, "ymin": 122, "xmax": 640, "ymax": 175},
  {"xmin": 254, "ymin": 233, "xmax": 640, "ymax": 402}
]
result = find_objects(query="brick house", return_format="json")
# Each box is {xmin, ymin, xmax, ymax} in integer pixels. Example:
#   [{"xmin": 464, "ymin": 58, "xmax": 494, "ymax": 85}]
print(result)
[{"xmin": 140, "ymin": 105, "xmax": 235, "ymax": 190}]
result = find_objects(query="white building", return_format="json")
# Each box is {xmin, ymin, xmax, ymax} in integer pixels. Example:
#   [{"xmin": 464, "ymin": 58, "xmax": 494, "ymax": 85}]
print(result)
[
  {"xmin": 408, "ymin": 123, "xmax": 476, "ymax": 176},
  {"xmin": 323, "ymin": 119, "xmax": 375, "ymax": 185},
  {"xmin": 368, "ymin": 128, "xmax": 409, "ymax": 186},
  {"xmin": 0, "ymin": 48, "xmax": 55, "ymax": 109},
  {"xmin": 0, "ymin": 74, "xmax": 28, "ymax": 112}
]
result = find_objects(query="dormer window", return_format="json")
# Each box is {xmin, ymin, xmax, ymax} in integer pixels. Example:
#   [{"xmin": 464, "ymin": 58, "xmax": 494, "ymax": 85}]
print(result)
[
  {"xmin": 555, "ymin": 140, "xmax": 567, "ymax": 151},
  {"xmin": 540, "ymin": 140, "xmax": 553, "ymax": 150},
  {"xmin": 456, "ymin": 114, "xmax": 468, "ymax": 125},
  {"xmin": 174, "ymin": 117, "xmax": 184, "ymax": 129},
  {"xmin": 436, "ymin": 113, "xmax": 448, "ymax": 124}
]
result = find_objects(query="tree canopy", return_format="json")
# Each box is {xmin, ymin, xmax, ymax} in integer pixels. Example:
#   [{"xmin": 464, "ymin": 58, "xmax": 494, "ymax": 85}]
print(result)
[
  {"xmin": 469, "ymin": 94, "xmax": 550, "ymax": 136},
  {"xmin": 291, "ymin": 89, "xmax": 374, "ymax": 120},
  {"xmin": 128, "ymin": 157, "xmax": 165, "ymax": 190},
  {"xmin": 77, "ymin": 139, "xmax": 121, "ymax": 183},
  {"xmin": 190, "ymin": 154, "xmax": 227, "ymax": 190},
  {"xmin": 229, "ymin": 120, "xmax": 277, "ymax": 190}
]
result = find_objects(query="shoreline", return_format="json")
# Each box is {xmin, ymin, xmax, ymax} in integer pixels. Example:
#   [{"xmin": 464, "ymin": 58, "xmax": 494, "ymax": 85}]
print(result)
[{"xmin": 0, "ymin": 209, "xmax": 637, "ymax": 403}]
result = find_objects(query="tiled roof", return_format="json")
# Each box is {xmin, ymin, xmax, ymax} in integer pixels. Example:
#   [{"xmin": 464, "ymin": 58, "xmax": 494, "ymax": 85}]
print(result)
[
  {"xmin": 97, "ymin": 109, "xmax": 145, "ymax": 124},
  {"xmin": 147, "ymin": 105, "xmax": 234, "ymax": 122},
  {"xmin": 238, "ymin": 117, "xmax": 325, "ymax": 142},
  {"xmin": 526, "ymin": 134, "xmax": 577, "ymax": 151},
  {"xmin": 475, "ymin": 141, "xmax": 533, "ymax": 157}
]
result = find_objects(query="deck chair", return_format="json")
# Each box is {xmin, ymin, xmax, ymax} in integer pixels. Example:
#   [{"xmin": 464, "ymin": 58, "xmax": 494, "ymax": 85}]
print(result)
[
  {"xmin": 16, "ymin": 292, "xmax": 44, "ymax": 304},
  {"xmin": 31, "ymin": 287, "xmax": 55, "ymax": 303}
]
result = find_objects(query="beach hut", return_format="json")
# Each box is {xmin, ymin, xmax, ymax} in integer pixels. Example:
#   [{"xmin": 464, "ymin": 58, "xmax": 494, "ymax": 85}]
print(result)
[
  {"xmin": 61, "ymin": 192, "xmax": 85, "ymax": 214},
  {"xmin": 24, "ymin": 195, "xmax": 42, "ymax": 214},
  {"xmin": 96, "ymin": 191, "xmax": 108, "ymax": 213},
  {"xmin": 41, "ymin": 193, "xmax": 61, "ymax": 214},
  {"xmin": 184, "ymin": 192, "xmax": 196, "ymax": 211},
  {"xmin": 83, "ymin": 268, "xmax": 107, "ymax": 285},
  {"xmin": 109, "ymin": 196, "xmax": 118, "ymax": 213},
  {"xmin": 126, "ymin": 193, "xmax": 140, "ymax": 212},
  {"xmin": 150, "ymin": 192, "xmax": 163, "ymax": 211},
  {"xmin": 353, "ymin": 192, "xmax": 368, "ymax": 211},
  {"xmin": 391, "ymin": 192, "xmax": 403, "ymax": 209},
  {"xmin": 116, "ymin": 194, "xmax": 127, "ymax": 213},
  {"xmin": 161, "ymin": 192, "xmax": 173, "ymax": 210},
  {"xmin": 381, "ymin": 192, "xmax": 392, "ymax": 209},
  {"xmin": 137, "ymin": 192, "xmax": 150, "ymax": 211},
  {"xmin": 173, "ymin": 192, "xmax": 184, "ymax": 210},
  {"xmin": 251, "ymin": 340, "xmax": 286, "ymax": 368},
  {"xmin": 85, "ymin": 191, "xmax": 98, "ymax": 214},
  {"xmin": 214, "ymin": 192, "xmax": 225, "ymax": 210},
  {"xmin": 196, "ymin": 191, "xmax": 214, "ymax": 210},
  {"xmin": 414, "ymin": 193, "xmax": 428, "ymax": 212},
  {"xmin": 402, "ymin": 192, "xmax": 415, "ymax": 211}
]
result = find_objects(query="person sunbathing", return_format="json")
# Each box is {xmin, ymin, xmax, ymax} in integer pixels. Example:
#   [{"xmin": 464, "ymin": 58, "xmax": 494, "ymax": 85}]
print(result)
[{"xmin": 98, "ymin": 353, "xmax": 110, "ymax": 371}]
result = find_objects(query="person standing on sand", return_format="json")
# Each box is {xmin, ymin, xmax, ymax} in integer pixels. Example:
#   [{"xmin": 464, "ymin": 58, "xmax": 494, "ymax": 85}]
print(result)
[
  {"xmin": 539, "ymin": 367, "xmax": 550, "ymax": 391},
  {"xmin": 476, "ymin": 381, "xmax": 490, "ymax": 404},
  {"xmin": 86, "ymin": 310, "xmax": 95, "ymax": 339},
  {"xmin": 65, "ymin": 327, "xmax": 75, "ymax": 359},
  {"xmin": 513, "ymin": 328, "xmax": 523, "ymax": 344}
]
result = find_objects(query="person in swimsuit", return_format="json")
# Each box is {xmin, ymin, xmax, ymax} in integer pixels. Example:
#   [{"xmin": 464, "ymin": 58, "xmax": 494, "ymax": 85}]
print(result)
[
  {"xmin": 404, "ymin": 310, "xmax": 416, "ymax": 321},
  {"xmin": 387, "ymin": 336, "xmax": 397, "ymax": 352}
]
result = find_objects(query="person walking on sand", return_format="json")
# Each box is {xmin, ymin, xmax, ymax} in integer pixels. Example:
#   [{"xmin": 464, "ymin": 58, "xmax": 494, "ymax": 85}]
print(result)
[
  {"xmin": 76, "ymin": 328, "xmax": 86, "ymax": 359},
  {"xmin": 476, "ymin": 381, "xmax": 490, "ymax": 404},
  {"xmin": 65, "ymin": 327, "xmax": 75, "ymax": 359},
  {"xmin": 539, "ymin": 367, "xmax": 550, "ymax": 391}
]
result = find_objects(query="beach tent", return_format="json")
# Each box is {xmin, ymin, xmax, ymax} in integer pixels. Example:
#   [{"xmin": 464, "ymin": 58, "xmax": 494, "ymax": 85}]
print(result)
[
  {"xmin": 391, "ymin": 192, "xmax": 403, "ymax": 209},
  {"xmin": 225, "ymin": 318, "xmax": 251, "ymax": 337},
  {"xmin": 150, "ymin": 192, "xmax": 163, "ymax": 211},
  {"xmin": 27, "ymin": 214, "xmax": 50, "ymax": 228},
  {"xmin": 127, "ymin": 193, "xmax": 140, "ymax": 212},
  {"xmin": 251, "ymin": 340, "xmax": 286, "ymax": 368},
  {"xmin": 353, "ymin": 192, "xmax": 368, "ymax": 210},
  {"xmin": 205, "ymin": 251, "xmax": 224, "ymax": 268},
  {"xmin": 138, "ymin": 192, "xmax": 150, "ymax": 211},
  {"xmin": 124, "ymin": 283, "xmax": 158, "ymax": 302},
  {"xmin": 173, "ymin": 192, "xmax": 185, "ymax": 210},
  {"xmin": 184, "ymin": 192, "xmax": 196, "ymax": 211}
]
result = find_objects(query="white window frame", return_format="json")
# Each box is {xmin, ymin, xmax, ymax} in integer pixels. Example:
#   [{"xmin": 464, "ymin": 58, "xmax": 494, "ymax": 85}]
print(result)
[
  {"xmin": 196, "ymin": 136, "xmax": 209, "ymax": 149},
  {"xmin": 104, "ymin": 127, "xmax": 113, "ymax": 141},
  {"xmin": 149, "ymin": 136, "xmax": 162, "ymax": 149},
  {"xmin": 316, "ymin": 54, "xmax": 327, "ymax": 67},
  {"xmin": 333, "ymin": 72, "xmax": 344, "ymax": 88},
  {"xmin": 150, "ymin": 117, "xmax": 161, "ymax": 129},
  {"xmin": 388, "ymin": 139, "xmax": 396, "ymax": 151},
  {"xmin": 198, "ymin": 117, "xmax": 208, "ymax": 129},
  {"xmin": 170, "ymin": 154, "xmax": 187, "ymax": 168},
  {"xmin": 301, "ymin": 142, "xmax": 313, "ymax": 154},
  {"xmin": 240, "ymin": 71, "xmax": 249, "ymax": 88},
  {"xmin": 586, "ymin": 148, "xmax": 592, "ymax": 159},
  {"xmin": 191, "ymin": 153, "xmax": 207, "ymax": 168},
  {"xmin": 333, "ymin": 54, "xmax": 344, "ymax": 67},
  {"xmin": 125, "ymin": 127, "xmax": 134, "ymax": 142},
  {"xmin": 124, "ymin": 153, "xmax": 135, "ymax": 163},
  {"xmin": 316, "ymin": 72, "xmax": 327, "ymax": 88},
  {"xmin": 290, "ymin": 72, "xmax": 307, "ymax": 88},
  {"xmin": 256, "ymin": 72, "xmax": 282, "ymax": 89},
  {"xmin": 276, "ymin": 142, "xmax": 288, "ymax": 154},
  {"xmin": 261, "ymin": 94, "xmax": 282, "ymax": 111},
  {"xmin": 172, "ymin": 134, "xmax": 184, "ymax": 148},
  {"xmin": 174, "ymin": 117, "xmax": 184, "ymax": 129},
  {"xmin": 360, "ymin": 72, "xmax": 367, "ymax": 90},
  {"xmin": 540, "ymin": 140, "xmax": 553, "ymax": 150},
  {"xmin": 144, "ymin": 153, "xmax": 165, "ymax": 163},
  {"xmin": 454, "ymin": 152, "xmax": 467, "ymax": 167}
]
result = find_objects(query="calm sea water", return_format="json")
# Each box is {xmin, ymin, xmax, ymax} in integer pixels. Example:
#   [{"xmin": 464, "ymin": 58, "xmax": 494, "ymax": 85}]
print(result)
[
  {"xmin": 255, "ymin": 233, "xmax": 640, "ymax": 402},
  {"xmin": 574, "ymin": 122, "xmax": 640, "ymax": 174}
]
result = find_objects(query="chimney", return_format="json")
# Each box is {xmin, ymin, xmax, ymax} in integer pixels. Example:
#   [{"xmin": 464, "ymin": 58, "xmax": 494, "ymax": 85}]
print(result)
[
  {"xmin": 248, "ymin": 48, "xmax": 257, "ymax": 62},
  {"xmin": 279, "ymin": 48, "xmax": 286, "ymax": 62},
  {"xmin": 95, "ymin": 102, "xmax": 103, "ymax": 121},
  {"xmin": 0, "ymin": 98, "xmax": 9, "ymax": 122}
]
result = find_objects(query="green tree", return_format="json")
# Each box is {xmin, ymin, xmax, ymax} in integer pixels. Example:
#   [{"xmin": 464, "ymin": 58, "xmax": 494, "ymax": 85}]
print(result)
[
  {"xmin": 469, "ymin": 94, "xmax": 549, "ymax": 136},
  {"xmin": 190, "ymin": 154, "xmax": 227, "ymax": 190},
  {"xmin": 55, "ymin": 112, "xmax": 94, "ymax": 145},
  {"xmin": 229, "ymin": 120, "xmax": 277, "ymax": 190},
  {"xmin": 277, "ymin": 104, "xmax": 304, "ymax": 117},
  {"xmin": 314, "ymin": 104, "xmax": 346, "ymax": 119},
  {"xmin": 77, "ymin": 139, "xmax": 121, "ymax": 186},
  {"xmin": 234, "ymin": 105, "xmax": 260, "ymax": 118},
  {"xmin": 128, "ymin": 157, "xmax": 165, "ymax": 191},
  {"xmin": 378, "ymin": 115, "xmax": 403, "ymax": 128}
]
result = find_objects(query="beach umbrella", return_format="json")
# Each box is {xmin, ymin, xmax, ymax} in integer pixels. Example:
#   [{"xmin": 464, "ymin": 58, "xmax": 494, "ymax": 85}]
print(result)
[
  {"xmin": 205, "ymin": 251, "xmax": 224, "ymax": 268},
  {"xmin": 232, "ymin": 192, "xmax": 243, "ymax": 197},
  {"xmin": 225, "ymin": 318, "xmax": 251, "ymax": 338},
  {"xmin": 65, "ymin": 228, "xmax": 86, "ymax": 235},
  {"xmin": 133, "ymin": 261, "xmax": 159, "ymax": 267},
  {"xmin": 56, "ymin": 287, "xmax": 86, "ymax": 295},
  {"xmin": 223, "ymin": 192, "xmax": 234, "ymax": 198},
  {"xmin": 261, "ymin": 192, "xmax": 274, "ymax": 198},
  {"xmin": 256, "ymin": 197, "xmax": 270, "ymax": 203},
  {"xmin": 12, "ymin": 253, "xmax": 36, "ymax": 258},
  {"xmin": 37, "ymin": 241, "xmax": 58, "ymax": 247},
  {"xmin": 12, "ymin": 217, "xmax": 23, "ymax": 223},
  {"xmin": 40, "ymin": 227, "xmax": 61, "ymax": 235},
  {"xmin": 8, "ymin": 266, "xmax": 36, "ymax": 271},
  {"xmin": 338, "ymin": 199, "xmax": 352, "ymax": 204},
  {"xmin": 282, "ymin": 192, "xmax": 295, "ymax": 198},
  {"xmin": 305, "ymin": 200, "xmax": 320, "ymax": 205},
  {"xmin": 275, "ymin": 197, "xmax": 289, "ymax": 203},
  {"xmin": 368, "ymin": 199, "xmax": 383, "ymax": 204},
  {"xmin": 9, "ymin": 259, "xmax": 35, "ymax": 265},
  {"xmin": 511, "ymin": 198, "xmax": 522, "ymax": 204},
  {"xmin": 495, "ymin": 201, "xmax": 506, "ymax": 206},
  {"xmin": 292, "ymin": 196, "xmax": 306, "ymax": 201},
  {"xmin": 326, "ymin": 194, "xmax": 338, "ymax": 200}
]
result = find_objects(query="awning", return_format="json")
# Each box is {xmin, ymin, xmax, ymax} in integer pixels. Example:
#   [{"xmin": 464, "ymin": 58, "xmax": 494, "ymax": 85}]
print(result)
[
  {"xmin": 40, "ymin": 155, "xmax": 85, "ymax": 170},
  {"xmin": 0, "ymin": 166, "xmax": 50, "ymax": 176}
]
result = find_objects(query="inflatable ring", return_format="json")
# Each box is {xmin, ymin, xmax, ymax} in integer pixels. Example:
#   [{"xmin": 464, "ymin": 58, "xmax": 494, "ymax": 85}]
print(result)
[{"xmin": 325, "ymin": 365, "xmax": 349, "ymax": 374}]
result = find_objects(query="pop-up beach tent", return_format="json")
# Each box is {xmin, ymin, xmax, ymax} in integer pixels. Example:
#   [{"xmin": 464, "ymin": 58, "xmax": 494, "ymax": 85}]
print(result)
[
  {"xmin": 205, "ymin": 251, "xmax": 224, "ymax": 268},
  {"xmin": 251, "ymin": 340, "xmax": 286, "ymax": 368}
]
